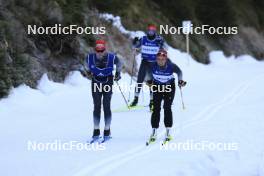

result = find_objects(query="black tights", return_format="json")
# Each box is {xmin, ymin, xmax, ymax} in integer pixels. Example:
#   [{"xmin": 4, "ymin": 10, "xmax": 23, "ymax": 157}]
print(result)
[
  {"xmin": 151, "ymin": 83, "xmax": 175, "ymax": 128},
  {"xmin": 92, "ymin": 80, "xmax": 113, "ymax": 130}
]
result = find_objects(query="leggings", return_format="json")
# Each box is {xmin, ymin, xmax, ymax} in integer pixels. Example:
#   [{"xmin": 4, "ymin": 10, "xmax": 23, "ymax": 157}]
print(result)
[
  {"xmin": 151, "ymin": 82, "xmax": 175, "ymax": 128},
  {"xmin": 134, "ymin": 59, "xmax": 154, "ymax": 98},
  {"xmin": 91, "ymin": 79, "xmax": 113, "ymax": 130}
]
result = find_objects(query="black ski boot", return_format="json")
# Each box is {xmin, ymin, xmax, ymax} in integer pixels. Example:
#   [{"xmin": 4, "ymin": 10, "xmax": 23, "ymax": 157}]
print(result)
[
  {"xmin": 104, "ymin": 129, "xmax": 111, "ymax": 137},
  {"xmin": 92, "ymin": 129, "xmax": 100, "ymax": 137},
  {"xmin": 89, "ymin": 129, "xmax": 100, "ymax": 144},
  {"xmin": 102, "ymin": 129, "xmax": 111, "ymax": 143},
  {"xmin": 129, "ymin": 96, "xmax": 138, "ymax": 107}
]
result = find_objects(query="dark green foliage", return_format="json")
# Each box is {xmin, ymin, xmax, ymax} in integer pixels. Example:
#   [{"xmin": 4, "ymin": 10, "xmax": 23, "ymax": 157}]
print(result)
[
  {"xmin": 11, "ymin": 54, "xmax": 34, "ymax": 87},
  {"xmin": 195, "ymin": 0, "xmax": 236, "ymax": 27},
  {"xmin": 88, "ymin": 0, "xmax": 130, "ymax": 14},
  {"xmin": 252, "ymin": 0, "xmax": 264, "ymax": 29},
  {"xmin": 151, "ymin": 0, "xmax": 195, "ymax": 25},
  {"xmin": 0, "ymin": 51, "xmax": 12, "ymax": 98},
  {"xmin": 83, "ymin": 33, "xmax": 95, "ymax": 46},
  {"xmin": 56, "ymin": 0, "xmax": 88, "ymax": 24},
  {"xmin": 0, "ymin": 51, "xmax": 35, "ymax": 98}
]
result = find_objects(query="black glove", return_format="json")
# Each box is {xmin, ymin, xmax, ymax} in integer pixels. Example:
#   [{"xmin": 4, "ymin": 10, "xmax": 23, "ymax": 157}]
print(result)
[
  {"xmin": 146, "ymin": 80, "xmax": 153, "ymax": 87},
  {"xmin": 85, "ymin": 71, "xmax": 93, "ymax": 80},
  {"xmin": 178, "ymin": 80, "xmax": 187, "ymax": 87},
  {"xmin": 80, "ymin": 69, "xmax": 93, "ymax": 80},
  {"xmin": 114, "ymin": 72, "xmax": 121, "ymax": 81}
]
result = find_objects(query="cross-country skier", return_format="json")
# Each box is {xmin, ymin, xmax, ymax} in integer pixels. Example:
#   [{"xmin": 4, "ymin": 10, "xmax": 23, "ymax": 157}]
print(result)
[
  {"xmin": 84, "ymin": 39, "xmax": 122, "ymax": 143},
  {"xmin": 129, "ymin": 24, "xmax": 166, "ymax": 110},
  {"xmin": 147, "ymin": 49, "xmax": 186, "ymax": 145}
]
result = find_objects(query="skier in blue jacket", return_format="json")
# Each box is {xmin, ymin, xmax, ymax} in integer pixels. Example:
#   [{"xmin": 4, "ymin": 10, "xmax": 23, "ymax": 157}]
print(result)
[
  {"xmin": 85, "ymin": 39, "xmax": 122, "ymax": 143},
  {"xmin": 130, "ymin": 24, "xmax": 165, "ymax": 110}
]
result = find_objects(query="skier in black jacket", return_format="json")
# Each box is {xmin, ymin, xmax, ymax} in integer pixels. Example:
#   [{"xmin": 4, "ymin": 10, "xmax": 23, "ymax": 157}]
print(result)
[{"xmin": 147, "ymin": 49, "xmax": 186, "ymax": 145}]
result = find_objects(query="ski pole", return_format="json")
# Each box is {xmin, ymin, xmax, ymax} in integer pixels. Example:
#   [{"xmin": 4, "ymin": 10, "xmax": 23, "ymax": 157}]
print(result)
[
  {"xmin": 115, "ymin": 81, "xmax": 130, "ymax": 109},
  {"xmin": 128, "ymin": 50, "xmax": 136, "ymax": 102},
  {"xmin": 179, "ymin": 87, "xmax": 185, "ymax": 110}
]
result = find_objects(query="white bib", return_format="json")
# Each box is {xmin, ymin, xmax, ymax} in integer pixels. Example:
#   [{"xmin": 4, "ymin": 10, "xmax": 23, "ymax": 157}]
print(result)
[{"xmin": 153, "ymin": 74, "xmax": 174, "ymax": 83}]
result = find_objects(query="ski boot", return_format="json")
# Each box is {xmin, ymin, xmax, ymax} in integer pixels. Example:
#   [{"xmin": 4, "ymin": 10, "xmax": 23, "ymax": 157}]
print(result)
[
  {"xmin": 101, "ymin": 129, "xmax": 112, "ymax": 143},
  {"xmin": 146, "ymin": 128, "xmax": 157, "ymax": 146},
  {"xmin": 129, "ymin": 96, "xmax": 138, "ymax": 107},
  {"xmin": 163, "ymin": 128, "xmax": 173, "ymax": 145},
  {"xmin": 163, "ymin": 135, "xmax": 172, "ymax": 144},
  {"xmin": 89, "ymin": 129, "xmax": 100, "ymax": 144}
]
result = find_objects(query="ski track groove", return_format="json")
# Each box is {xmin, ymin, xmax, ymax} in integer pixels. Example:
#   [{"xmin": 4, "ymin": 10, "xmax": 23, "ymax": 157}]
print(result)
[{"xmin": 73, "ymin": 74, "xmax": 264, "ymax": 176}]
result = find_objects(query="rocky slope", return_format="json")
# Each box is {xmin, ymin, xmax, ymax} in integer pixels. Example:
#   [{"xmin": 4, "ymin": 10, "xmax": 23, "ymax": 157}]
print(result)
[{"xmin": 0, "ymin": 0, "xmax": 134, "ymax": 97}]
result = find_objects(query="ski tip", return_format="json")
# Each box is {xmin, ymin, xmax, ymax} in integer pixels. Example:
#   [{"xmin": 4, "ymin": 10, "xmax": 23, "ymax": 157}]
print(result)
[
  {"xmin": 88, "ymin": 136, "xmax": 101, "ymax": 144},
  {"xmin": 88, "ymin": 140, "xmax": 95, "ymax": 145},
  {"xmin": 100, "ymin": 136, "xmax": 112, "ymax": 144}
]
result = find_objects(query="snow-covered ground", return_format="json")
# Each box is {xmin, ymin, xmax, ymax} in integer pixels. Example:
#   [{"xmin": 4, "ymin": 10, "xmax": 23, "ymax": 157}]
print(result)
[
  {"xmin": 1, "ymin": 14, "xmax": 264, "ymax": 176},
  {"xmin": 1, "ymin": 49, "xmax": 264, "ymax": 176}
]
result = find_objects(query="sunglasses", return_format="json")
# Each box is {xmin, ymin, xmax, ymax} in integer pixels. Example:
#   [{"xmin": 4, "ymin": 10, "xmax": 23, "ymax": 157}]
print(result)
[
  {"xmin": 147, "ymin": 30, "xmax": 156, "ymax": 35},
  {"xmin": 96, "ymin": 49, "xmax": 105, "ymax": 53},
  {"xmin": 157, "ymin": 53, "xmax": 167, "ymax": 57}
]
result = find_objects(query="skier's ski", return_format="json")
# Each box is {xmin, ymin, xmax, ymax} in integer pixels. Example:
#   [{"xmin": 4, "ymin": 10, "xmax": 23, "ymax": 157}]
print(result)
[
  {"xmin": 113, "ymin": 105, "xmax": 145, "ymax": 113},
  {"xmin": 146, "ymin": 137, "xmax": 156, "ymax": 146},
  {"xmin": 88, "ymin": 136, "xmax": 101, "ymax": 144},
  {"xmin": 100, "ymin": 136, "xmax": 112, "ymax": 144},
  {"xmin": 162, "ymin": 136, "xmax": 172, "ymax": 146}
]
